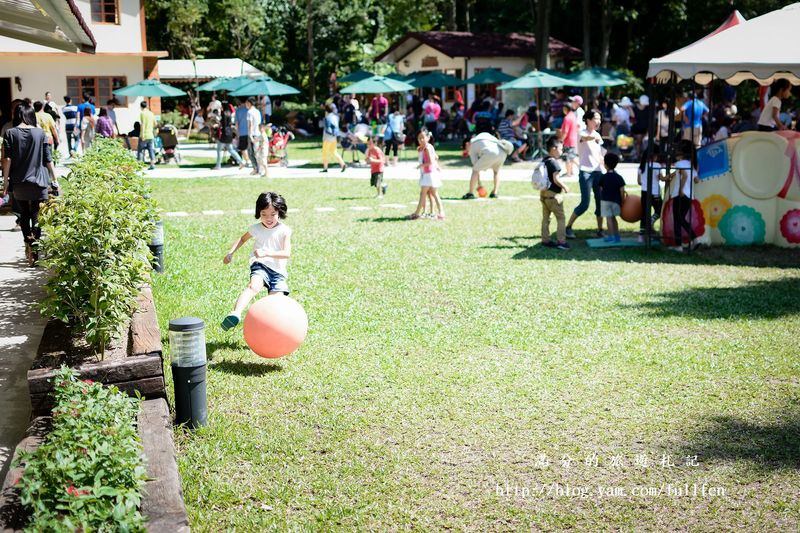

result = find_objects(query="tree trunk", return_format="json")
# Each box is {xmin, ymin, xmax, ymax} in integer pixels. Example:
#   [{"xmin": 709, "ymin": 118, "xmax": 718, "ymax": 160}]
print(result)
[
  {"xmin": 582, "ymin": 0, "xmax": 591, "ymax": 67},
  {"xmin": 445, "ymin": 0, "xmax": 457, "ymax": 31},
  {"xmin": 464, "ymin": 0, "xmax": 471, "ymax": 31},
  {"xmin": 306, "ymin": 0, "xmax": 316, "ymax": 104},
  {"xmin": 534, "ymin": 0, "xmax": 552, "ymax": 69},
  {"xmin": 599, "ymin": 0, "xmax": 611, "ymax": 68}
]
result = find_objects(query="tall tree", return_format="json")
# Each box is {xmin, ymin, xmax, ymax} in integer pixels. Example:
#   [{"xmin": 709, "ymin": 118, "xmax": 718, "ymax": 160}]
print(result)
[
  {"xmin": 582, "ymin": 0, "xmax": 591, "ymax": 67},
  {"xmin": 445, "ymin": 0, "xmax": 457, "ymax": 30},
  {"xmin": 599, "ymin": 0, "xmax": 612, "ymax": 68},
  {"xmin": 534, "ymin": 0, "xmax": 552, "ymax": 69},
  {"xmin": 306, "ymin": 0, "xmax": 316, "ymax": 103}
]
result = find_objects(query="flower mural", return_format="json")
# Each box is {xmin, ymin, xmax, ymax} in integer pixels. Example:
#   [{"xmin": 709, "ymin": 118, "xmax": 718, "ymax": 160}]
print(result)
[
  {"xmin": 701, "ymin": 195, "xmax": 732, "ymax": 228},
  {"xmin": 661, "ymin": 198, "xmax": 706, "ymax": 246},
  {"xmin": 779, "ymin": 209, "xmax": 800, "ymax": 244},
  {"xmin": 718, "ymin": 205, "xmax": 766, "ymax": 245}
]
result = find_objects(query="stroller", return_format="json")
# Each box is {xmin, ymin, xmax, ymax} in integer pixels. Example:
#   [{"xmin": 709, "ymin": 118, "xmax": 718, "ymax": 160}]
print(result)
[
  {"xmin": 155, "ymin": 124, "xmax": 181, "ymax": 165},
  {"xmin": 268, "ymin": 127, "xmax": 295, "ymax": 167}
]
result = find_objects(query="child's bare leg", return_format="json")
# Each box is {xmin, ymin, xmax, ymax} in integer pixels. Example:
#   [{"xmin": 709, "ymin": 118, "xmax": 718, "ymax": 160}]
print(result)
[
  {"xmin": 426, "ymin": 189, "xmax": 435, "ymax": 214},
  {"xmin": 413, "ymin": 186, "xmax": 429, "ymax": 216},
  {"xmin": 233, "ymin": 276, "xmax": 264, "ymax": 316},
  {"xmin": 432, "ymin": 188, "xmax": 444, "ymax": 216}
]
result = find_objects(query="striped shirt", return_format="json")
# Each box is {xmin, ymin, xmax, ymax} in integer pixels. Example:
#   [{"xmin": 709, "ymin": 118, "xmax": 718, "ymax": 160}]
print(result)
[
  {"xmin": 497, "ymin": 118, "xmax": 515, "ymax": 140},
  {"xmin": 62, "ymin": 104, "xmax": 78, "ymax": 132}
]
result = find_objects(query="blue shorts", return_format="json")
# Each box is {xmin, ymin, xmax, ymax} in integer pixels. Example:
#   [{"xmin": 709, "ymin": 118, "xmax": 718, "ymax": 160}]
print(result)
[{"xmin": 249, "ymin": 262, "xmax": 290, "ymax": 294}]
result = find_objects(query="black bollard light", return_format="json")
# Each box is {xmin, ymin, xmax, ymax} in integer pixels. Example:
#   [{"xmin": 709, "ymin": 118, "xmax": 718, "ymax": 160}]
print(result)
[
  {"xmin": 149, "ymin": 220, "xmax": 164, "ymax": 273},
  {"xmin": 169, "ymin": 317, "xmax": 207, "ymax": 429}
]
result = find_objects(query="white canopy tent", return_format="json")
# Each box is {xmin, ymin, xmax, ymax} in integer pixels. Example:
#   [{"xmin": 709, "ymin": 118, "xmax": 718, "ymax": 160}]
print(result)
[
  {"xmin": 648, "ymin": 3, "xmax": 800, "ymax": 86},
  {"xmin": 158, "ymin": 59, "xmax": 265, "ymax": 81}
]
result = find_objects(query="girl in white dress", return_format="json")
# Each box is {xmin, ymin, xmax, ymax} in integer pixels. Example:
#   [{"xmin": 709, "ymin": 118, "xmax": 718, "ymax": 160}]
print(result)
[{"xmin": 407, "ymin": 130, "xmax": 445, "ymax": 220}]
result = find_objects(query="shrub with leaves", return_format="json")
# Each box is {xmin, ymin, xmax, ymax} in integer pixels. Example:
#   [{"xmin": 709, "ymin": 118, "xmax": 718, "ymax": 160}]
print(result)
[
  {"xmin": 15, "ymin": 367, "xmax": 147, "ymax": 532},
  {"xmin": 39, "ymin": 138, "xmax": 157, "ymax": 358},
  {"xmin": 158, "ymin": 110, "xmax": 188, "ymax": 129}
]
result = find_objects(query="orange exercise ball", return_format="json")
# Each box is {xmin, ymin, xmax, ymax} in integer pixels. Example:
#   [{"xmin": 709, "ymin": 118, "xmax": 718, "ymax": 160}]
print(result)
[
  {"xmin": 477, "ymin": 186, "xmax": 488, "ymax": 198},
  {"xmin": 243, "ymin": 295, "xmax": 308, "ymax": 358},
  {"xmin": 621, "ymin": 194, "xmax": 642, "ymax": 223}
]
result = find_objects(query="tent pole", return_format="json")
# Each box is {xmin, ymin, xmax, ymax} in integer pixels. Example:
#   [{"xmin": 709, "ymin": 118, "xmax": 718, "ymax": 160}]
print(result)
[
  {"xmin": 665, "ymin": 73, "xmax": 677, "ymax": 247},
  {"xmin": 644, "ymin": 78, "xmax": 658, "ymax": 248}
]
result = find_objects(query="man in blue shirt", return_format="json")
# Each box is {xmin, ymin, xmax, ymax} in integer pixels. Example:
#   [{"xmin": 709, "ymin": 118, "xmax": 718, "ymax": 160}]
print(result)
[
  {"xmin": 681, "ymin": 90, "xmax": 708, "ymax": 147},
  {"xmin": 75, "ymin": 93, "xmax": 96, "ymax": 121},
  {"xmin": 234, "ymin": 98, "xmax": 250, "ymax": 163}
]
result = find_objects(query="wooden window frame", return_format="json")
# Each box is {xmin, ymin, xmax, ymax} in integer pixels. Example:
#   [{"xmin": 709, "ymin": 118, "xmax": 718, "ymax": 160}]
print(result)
[
  {"xmin": 90, "ymin": 0, "xmax": 121, "ymax": 25},
  {"xmin": 444, "ymin": 69, "xmax": 463, "ymax": 102},
  {"xmin": 66, "ymin": 76, "xmax": 128, "ymax": 107}
]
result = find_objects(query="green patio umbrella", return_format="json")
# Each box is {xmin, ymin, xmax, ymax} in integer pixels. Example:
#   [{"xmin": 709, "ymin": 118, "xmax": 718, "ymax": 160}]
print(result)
[
  {"xmin": 497, "ymin": 69, "xmax": 572, "ymax": 90},
  {"xmin": 113, "ymin": 79, "xmax": 186, "ymax": 97},
  {"xmin": 339, "ymin": 69, "xmax": 375, "ymax": 83},
  {"xmin": 229, "ymin": 76, "xmax": 301, "ymax": 97},
  {"xmin": 385, "ymin": 72, "xmax": 411, "ymax": 82},
  {"xmin": 196, "ymin": 77, "xmax": 231, "ymax": 92},
  {"xmin": 564, "ymin": 67, "xmax": 627, "ymax": 87},
  {"xmin": 410, "ymin": 71, "xmax": 465, "ymax": 88},
  {"xmin": 341, "ymin": 75, "xmax": 415, "ymax": 94},
  {"xmin": 463, "ymin": 68, "xmax": 515, "ymax": 85},
  {"xmin": 214, "ymin": 75, "xmax": 260, "ymax": 92}
]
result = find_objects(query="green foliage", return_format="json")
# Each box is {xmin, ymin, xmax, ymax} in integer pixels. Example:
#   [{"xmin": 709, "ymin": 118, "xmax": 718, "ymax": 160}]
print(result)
[
  {"xmin": 15, "ymin": 367, "xmax": 147, "ymax": 532},
  {"xmin": 159, "ymin": 110, "xmax": 189, "ymax": 129},
  {"xmin": 39, "ymin": 138, "xmax": 157, "ymax": 358}
]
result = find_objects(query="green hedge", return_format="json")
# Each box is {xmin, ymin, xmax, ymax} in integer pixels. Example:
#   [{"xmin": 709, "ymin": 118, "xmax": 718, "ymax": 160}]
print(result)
[
  {"xmin": 39, "ymin": 138, "xmax": 157, "ymax": 358},
  {"xmin": 15, "ymin": 367, "xmax": 147, "ymax": 531}
]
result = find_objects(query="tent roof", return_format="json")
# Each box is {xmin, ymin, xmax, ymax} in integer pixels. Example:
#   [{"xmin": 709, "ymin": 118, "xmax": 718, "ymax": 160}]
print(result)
[
  {"xmin": 158, "ymin": 59, "xmax": 265, "ymax": 81},
  {"xmin": 648, "ymin": 4, "xmax": 800, "ymax": 85}
]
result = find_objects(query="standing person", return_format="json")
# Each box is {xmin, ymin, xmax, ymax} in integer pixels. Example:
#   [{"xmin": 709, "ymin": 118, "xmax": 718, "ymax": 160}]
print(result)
[
  {"xmin": 631, "ymin": 95, "xmax": 650, "ymax": 158},
  {"xmin": 368, "ymin": 93, "xmax": 389, "ymax": 124},
  {"xmin": 106, "ymin": 99, "xmax": 120, "ymax": 136},
  {"xmin": 549, "ymin": 89, "xmax": 568, "ymax": 129},
  {"xmin": 497, "ymin": 110, "xmax": 528, "ymax": 162},
  {"xmin": 598, "ymin": 153, "xmax": 626, "ymax": 243},
  {"xmin": 43, "ymin": 92, "xmax": 60, "ymax": 123},
  {"xmin": 365, "ymin": 136, "xmax": 387, "ymax": 197},
  {"xmin": 33, "ymin": 101, "xmax": 58, "ymax": 147},
  {"xmin": 422, "ymin": 94, "xmax": 441, "ymax": 143},
  {"xmin": 207, "ymin": 93, "xmax": 222, "ymax": 117},
  {"xmin": 667, "ymin": 140, "xmax": 700, "ymax": 251},
  {"xmin": 566, "ymin": 110, "xmax": 605, "ymax": 239},
  {"xmin": 76, "ymin": 93, "xmax": 95, "ymax": 122},
  {"xmin": 613, "ymin": 97, "xmax": 633, "ymax": 136},
  {"xmin": 407, "ymin": 130, "xmax": 444, "ymax": 220},
  {"xmin": 235, "ymin": 98, "xmax": 250, "ymax": 166},
  {"xmin": 95, "ymin": 107, "xmax": 115, "ymax": 138},
  {"xmin": 1, "ymin": 103, "xmax": 58, "ymax": 266},
  {"xmin": 539, "ymin": 137, "xmax": 570, "ymax": 250},
  {"xmin": 656, "ymin": 99, "xmax": 679, "ymax": 146},
  {"xmin": 757, "ymin": 79, "xmax": 791, "ymax": 132},
  {"xmin": 214, "ymin": 101, "xmax": 244, "ymax": 170},
  {"xmin": 80, "ymin": 107, "xmax": 96, "ymax": 152},
  {"xmin": 61, "ymin": 95, "xmax": 79, "ymax": 156},
  {"xmin": 637, "ymin": 146, "xmax": 664, "ymax": 242},
  {"xmin": 462, "ymin": 132, "xmax": 513, "ymax": 199},
  {"xmin": 137, "ymin": 100, "xmax": 156, "ymax": 170},
  {"xmin": 680, "ymin": 89, "xmax": 709, "ymax": 147},
  {"xmin": 245, "ymin": 98, "xmax": 262, "ymax": 176},
  {"xmin": 559, "ymin": 97, "xmax": 579, "ymax": 177},
  {"xmin": 321, "ymin": 104, "xmax": 346, "ymax": 173},
  {"xmin": 384, "ymin": 106, "xmax": 404, "ymax": 166},
  {"xmin": 263, "ymin": 96, "xmax": 272, "ymax": 124}
]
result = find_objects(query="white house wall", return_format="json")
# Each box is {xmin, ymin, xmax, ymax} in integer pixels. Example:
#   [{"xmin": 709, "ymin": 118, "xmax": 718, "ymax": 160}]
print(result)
[{"xmin": 3, "ymin": 55, "xmax": 145, "ymax": 132}]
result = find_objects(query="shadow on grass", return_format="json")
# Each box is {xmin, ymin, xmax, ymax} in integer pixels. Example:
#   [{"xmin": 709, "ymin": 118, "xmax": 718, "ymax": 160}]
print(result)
[
  {"xmin": 630, "ymin": 277, "xmax": 800, "ymax": 319},
  {"xmin": 356, "ymin": 216, "xmax": 410, "ymax": 223},
  {"xmin": 485, "ymin": 235, "xmax": 800, "ymax": 269},
  {"xmin": 206, "ymin": 339, "xmax": 243, "ymax": 356},
  {"xmin": 210, "ymin": 359, "xmax": 282, "ymax": 376},
  {"xmin": 680, "ymin": 413, "xmax": 800, "ymax": 470}
]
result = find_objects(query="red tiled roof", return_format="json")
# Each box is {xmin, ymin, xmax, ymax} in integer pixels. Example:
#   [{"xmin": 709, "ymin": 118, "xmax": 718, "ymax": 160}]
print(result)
[{"xmin": 376, "ymin": 31, "xmax": 581, "ymax": 62}]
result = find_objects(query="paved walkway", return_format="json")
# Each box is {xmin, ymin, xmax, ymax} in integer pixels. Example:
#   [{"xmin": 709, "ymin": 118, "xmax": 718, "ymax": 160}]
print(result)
[{"xmin": 0, "ymin": 215, "xmax": 47, "ymax": 482}]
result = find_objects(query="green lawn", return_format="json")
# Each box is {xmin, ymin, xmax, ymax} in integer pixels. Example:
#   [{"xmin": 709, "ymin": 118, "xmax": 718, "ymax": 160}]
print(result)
[{"xmin": 148, "ymin": 175, "xmax": 800, "ymax": 530}]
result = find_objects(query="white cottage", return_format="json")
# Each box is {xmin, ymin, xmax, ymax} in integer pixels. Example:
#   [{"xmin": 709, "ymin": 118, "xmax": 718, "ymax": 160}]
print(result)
[
  {"xmin": 0, "ymin": 0, "xmax": 167, "ymax": 132},
  {"xmin": 377, "ymin": 31, "xmax": 580, "ymax": 107}
]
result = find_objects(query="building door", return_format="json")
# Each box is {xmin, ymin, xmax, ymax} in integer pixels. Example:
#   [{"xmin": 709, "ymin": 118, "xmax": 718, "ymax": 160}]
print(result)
[{"xmin": 0, "ymin": 78, "xmax": 11, "ymax": 128}]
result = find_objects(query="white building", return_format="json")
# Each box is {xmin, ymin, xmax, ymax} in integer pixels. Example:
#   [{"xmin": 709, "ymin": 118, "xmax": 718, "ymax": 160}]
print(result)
[
  {"xmin": 377, "ymin": 31, "xmax": 580, "ymax": 109},
  {"xmin": 0, "ymin": 0, "xmax": 167, "ymax": 133}
]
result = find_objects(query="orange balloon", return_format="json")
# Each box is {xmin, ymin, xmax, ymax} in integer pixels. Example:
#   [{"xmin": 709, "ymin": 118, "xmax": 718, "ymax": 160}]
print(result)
[
  {"xmin": 477, "ymin": 186, "xmax": 487, "ymax": 198},
  {"xmin": 243, "ymin": 295, "xmax": 308, "ymax": 358},
  {"xmin": 621, "ymin": 194, "xmax": 643, "ymax": 223}
]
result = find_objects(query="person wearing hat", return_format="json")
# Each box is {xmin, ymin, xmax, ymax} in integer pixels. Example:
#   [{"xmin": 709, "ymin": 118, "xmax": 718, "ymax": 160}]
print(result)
[
  {"xmin": 613, "ymin": 97, "xmax": 633, "ymax": 136},
  {"xmin": 631, "ymin": 94, "xmax": 651, "ymax": 159}
]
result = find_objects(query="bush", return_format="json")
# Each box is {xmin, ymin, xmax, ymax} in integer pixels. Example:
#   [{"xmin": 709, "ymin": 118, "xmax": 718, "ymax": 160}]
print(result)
[
  {"xmin": 39, "ymin": 138, "xmax": 157, "ymax": 358},
  {"xmin": 15, "ymin": 367, "xmax": 147, "ymax": 531},
  {"xmin": 158, "ymin": 110, "xmax": 189, "ymax": 129}
]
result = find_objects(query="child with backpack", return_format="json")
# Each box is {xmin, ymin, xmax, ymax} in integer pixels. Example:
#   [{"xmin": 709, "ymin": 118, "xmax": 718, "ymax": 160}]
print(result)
[
  {"xmin": 598, "ymin": 152, "xmax": 627, "ymax": 243},
  {"xmin": 533, "ymin": 137, "xmax": 570, "ymax": 249}
]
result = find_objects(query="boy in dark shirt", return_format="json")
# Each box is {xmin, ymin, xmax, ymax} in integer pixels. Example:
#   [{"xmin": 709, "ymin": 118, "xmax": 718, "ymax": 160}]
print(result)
[
  {"xmin": 540, "ymin": 137, "xmax": 570, "ymax": 250},
  {"xmin": 598, "ymin": 152, "xmax": 626, "ymax": 243}
]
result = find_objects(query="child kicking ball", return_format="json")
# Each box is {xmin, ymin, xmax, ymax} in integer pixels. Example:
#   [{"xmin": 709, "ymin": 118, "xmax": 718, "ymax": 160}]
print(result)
[{"xmin": 221, "ymin": 191, "xmax": 292, "ymax": 330}]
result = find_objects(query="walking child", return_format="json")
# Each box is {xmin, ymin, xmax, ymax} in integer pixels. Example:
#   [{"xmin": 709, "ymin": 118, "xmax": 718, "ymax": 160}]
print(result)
[
  {"xmin": 539, "ymin": 137, "xmax": 570, "ymax": 249},
  {"xmin": 408, "ymin": 130, "xmax": 445, "ymax": 220},
  {"xmin": 637, "ymin": 146, "xmax": 664, "ymax": 241},
  {"xmin": 221, "ymin": 192, "xmax": 291, "ymax": 330},
  {"xmin": 365, "ymin": 136, "xmax": 387, "ymax": 197},
  {"xmin": 256, "ymin": 122, "xmax": 271, "ymax": 177},
  {"xmin": 598, "ymin": 152, "xmax": 626, "ymax": 243}
]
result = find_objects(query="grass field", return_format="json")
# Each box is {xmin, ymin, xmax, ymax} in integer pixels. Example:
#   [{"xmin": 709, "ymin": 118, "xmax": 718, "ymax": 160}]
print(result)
[{"xmin": 148, "ymin": 174, "xmax": 800, "ymax": 530}]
